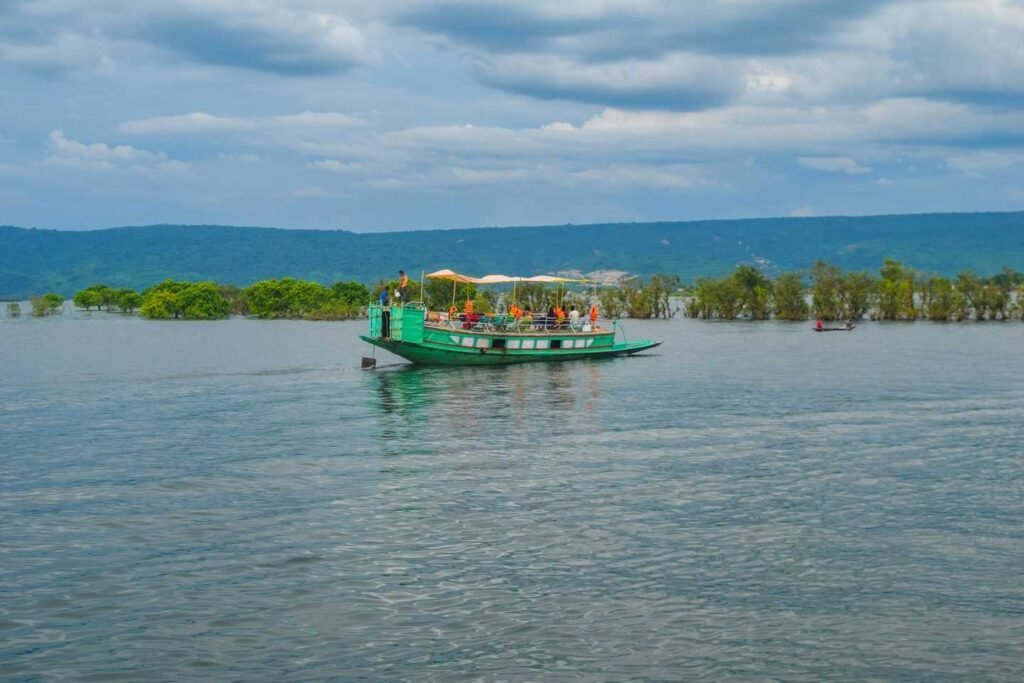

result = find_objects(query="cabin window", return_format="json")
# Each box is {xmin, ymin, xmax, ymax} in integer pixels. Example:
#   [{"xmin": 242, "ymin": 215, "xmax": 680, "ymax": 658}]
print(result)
[
  {"xmin": 550, "ymin": 340, "xmax": 562, "ymax": 349},
  {"xmin": 535, "ymin": 340, "xmax": 549, "ymax": 349},
  {"xmin": 476, "ymin": 337, "xmax": 489, "ymax": 348},
  {"xmin": 492, "ymin": 338, "xmax": 506, "ymax": 349},
  {"xmin": 507, "ymin": 339, "xmax": 520, "ymax": 350},
  {"xmin": 521, "ymin": 339, "xmax": 535, "ymax": 350}
]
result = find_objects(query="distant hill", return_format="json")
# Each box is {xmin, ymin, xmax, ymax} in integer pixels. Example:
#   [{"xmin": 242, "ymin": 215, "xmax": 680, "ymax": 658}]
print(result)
[{"xmin": 1, "ymin": 212, "xmax": 1022, "ymax": 298}]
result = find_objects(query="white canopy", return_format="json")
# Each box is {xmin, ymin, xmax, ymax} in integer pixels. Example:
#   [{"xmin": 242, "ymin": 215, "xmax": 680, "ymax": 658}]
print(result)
[
  {"xmin": 425, "ymin": 269, "xmax": 481, "ymax": 284},
  {"xmin": 426, "ymin": 269, "xmax": 590, "ymax": 284}
]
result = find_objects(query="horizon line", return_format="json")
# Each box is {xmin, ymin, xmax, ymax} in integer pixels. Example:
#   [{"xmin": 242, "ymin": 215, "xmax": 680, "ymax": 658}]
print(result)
[{"xmin": 3, "ymin": 208, "xmax": 1022, "ymax": 236}]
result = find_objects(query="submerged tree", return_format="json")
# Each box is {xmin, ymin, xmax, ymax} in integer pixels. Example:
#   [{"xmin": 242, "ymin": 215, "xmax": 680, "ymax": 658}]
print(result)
[
  {"xmin": 140, "ymin": 280, "xmax": 230, "ymax": 320},
  {"xmin": 731, "ymin": 265, "xmax": 772, "ymax": 320},
  {"xmin": 773, "ymin": 272, "xmax": 809, "ymax": 320},
  {"xmin": 598, "ymin": 286, "xmax": 626, "ymax": 319},
  {"xmin": 6, "ymin": 301, "xmax": 22, "ymax": 318},
  {"xmin": 690, "ymin": 275, "xmax": 744, "ymax": 319},
  {"xmin": 810, "ymin": 261, "xmax": 843, "ymax": 320},
  {"xmin": 116, "ymin": 289, "xmax": 142, "ymax": 313},
  {"xmin": 30, "ymin": 293, "xmax": 64, "ymax": 317},
  {"xmin": 839, "ymin": 271, "xmax": 876, "ymax": 320},
  {"xmin": 73, "ymin": 288, "xmax": 103, "ymax": 311},
  {"xmin": 922, "ymin": 276, "xmax": 963, "ymax": 321},
  {"xmin": 877, "ymin": 259, "xmax": 916, "ymax": 320},
  {"xmin": 646, "ymin": 274, "xmax": 682, "ymax": 319}
]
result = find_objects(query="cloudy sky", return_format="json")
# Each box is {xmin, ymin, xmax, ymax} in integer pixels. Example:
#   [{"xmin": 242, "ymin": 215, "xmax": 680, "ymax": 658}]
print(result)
[{"xmin": 2, "ymin": 0, "xmax": 1023, "ymax": 231}]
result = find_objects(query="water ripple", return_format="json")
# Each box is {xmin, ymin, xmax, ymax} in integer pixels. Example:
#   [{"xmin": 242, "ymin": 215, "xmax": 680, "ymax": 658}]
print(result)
[{"xmin": 1, "ymin": 317, "xmax": 1022, "ymax": 681}]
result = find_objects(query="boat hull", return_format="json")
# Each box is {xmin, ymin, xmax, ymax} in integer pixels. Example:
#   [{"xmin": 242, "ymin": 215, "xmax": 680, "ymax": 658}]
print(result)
[{"xmin": 361, "ymin": 336, "xmax": 661, "ymax": 366}]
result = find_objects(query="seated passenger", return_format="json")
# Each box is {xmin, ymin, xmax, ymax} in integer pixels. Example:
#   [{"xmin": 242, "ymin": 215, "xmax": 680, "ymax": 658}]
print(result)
[{"xmin": 569, "ymin": 306, "xmax": 580, "ymax": 327}]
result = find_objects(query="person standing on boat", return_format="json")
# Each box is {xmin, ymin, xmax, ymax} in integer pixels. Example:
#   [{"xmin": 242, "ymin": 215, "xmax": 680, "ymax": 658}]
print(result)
[
  {"xmin": 378, "ymin": 288, "xmax": 388, "ymax": 306},
  {"xmin": 397, "ymin": 270, "xmax": 409, "ymax": 304},
  {"xmin": 569, "ymin": 305, "xmax": 580, "ymax": 328},
  {"xmin": 816, "ymin": 319, "xmax": 824, "ymax": 331}
]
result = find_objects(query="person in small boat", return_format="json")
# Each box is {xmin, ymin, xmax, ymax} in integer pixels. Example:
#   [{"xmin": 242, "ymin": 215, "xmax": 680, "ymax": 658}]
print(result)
[
  {"xmin": 569, "ymin": 305, "xmax": 580, "ymax": 328},
  {"xmin": 816, "ymin": 319, "xmax": 824, "ymax": 331},
  {"xmin": 843, "ymin": 319, "xmax": 853, "ymax": 330},
  {"xmin": 397, "ymin": 270, "xmax": 409, "ymax": 304}
]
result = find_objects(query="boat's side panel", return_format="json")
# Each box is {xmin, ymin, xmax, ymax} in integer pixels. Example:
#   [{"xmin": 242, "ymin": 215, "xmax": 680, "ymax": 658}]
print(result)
[
  {"xmin": 361, "ymin": 336, "xmax": 660, "ymax": 366},
  {"xmin": 421, "ymin": 326, "xmax": 616, "ymax": 351}
]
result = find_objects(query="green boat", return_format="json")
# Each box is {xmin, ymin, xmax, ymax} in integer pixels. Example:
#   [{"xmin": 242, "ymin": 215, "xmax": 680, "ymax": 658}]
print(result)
[{"xmin": 360, "ymin": 269, "xmax": 661, "ymax": 366}]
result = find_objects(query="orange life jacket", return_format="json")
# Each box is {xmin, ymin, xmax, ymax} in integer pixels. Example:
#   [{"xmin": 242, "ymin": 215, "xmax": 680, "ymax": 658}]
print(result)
[
  {"xmin": 589, "ymin": 304, "xmax": 599, "ymax": 322},
  {"xmin": 464, "ymin": 299, "xmax": 474, "ymax": 314}
]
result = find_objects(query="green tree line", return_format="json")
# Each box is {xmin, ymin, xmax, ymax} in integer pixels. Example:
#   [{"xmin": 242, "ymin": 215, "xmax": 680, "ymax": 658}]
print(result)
[
  {"xmin": 71, "ymin": 278, "xmax": 370, "ymax": 320},
  {"xmin": 60, "ymin": 262, "xmax": 1024, "ymax": 323},
  {"xmin": 686, "ymin": 260, "xmax": 1024, "ymax": 321}
]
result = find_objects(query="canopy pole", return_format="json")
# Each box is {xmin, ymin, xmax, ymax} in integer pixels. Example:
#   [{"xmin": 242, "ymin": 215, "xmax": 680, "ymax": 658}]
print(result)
[
  {"xmin": 420, "ymin": 271, "xmax": 425, "ymax": 304},
  {"xmin": 451, "ymin": 279, "xmax": 457, "ymax": 306}
]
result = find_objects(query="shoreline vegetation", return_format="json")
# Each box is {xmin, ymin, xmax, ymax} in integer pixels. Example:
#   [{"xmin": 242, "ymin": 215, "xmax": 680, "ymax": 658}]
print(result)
[
  {"xmin": 686, "ymin": 260, "xmax": 1024, "ymax": 321},
  {"xmin": 6, "ymin": 259, "xmax": 1023, "ymax": 322}
]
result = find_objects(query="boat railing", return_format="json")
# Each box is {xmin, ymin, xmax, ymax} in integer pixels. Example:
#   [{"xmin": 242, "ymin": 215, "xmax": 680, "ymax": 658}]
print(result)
[{"xmin": 424, "ymin": 314, "xmax": 616, "ymax": 335}]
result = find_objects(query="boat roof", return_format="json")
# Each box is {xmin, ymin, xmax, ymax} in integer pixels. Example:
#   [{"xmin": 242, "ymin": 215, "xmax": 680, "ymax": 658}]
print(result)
[{"xmin": 426, "ymin": 269, "xmax": 589, "ymax": 284}]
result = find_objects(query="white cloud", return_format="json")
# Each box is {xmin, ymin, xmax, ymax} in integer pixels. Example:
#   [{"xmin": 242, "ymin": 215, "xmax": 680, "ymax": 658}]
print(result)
[
  {"xmin": 946, "ymin": 151, "xmax": 1024, "ymax": 177},
  {"xmin": 273, "ymin": 111, "xmax": 364, "ymax": 127},
  {"xmin": 119, "ymin": 113, "xmax": 249, "ymax": 135},
  {"xmin": 120, "ymin": 111, "xmax": 364, "ymax": 135},
  {"xmin": 43, "ymin": 129, "xmax": 183, "ymax": 171},
  {"xmin": 798, "ymin": 156, "xmax": 872, "ymax": 174},
  {"xmin": 310, "ymin": 159, "xmax": 366, "ymax": 173},
  {"xmin": 567, "ymin": 164, "xmax": 705, "ymax": 190}
]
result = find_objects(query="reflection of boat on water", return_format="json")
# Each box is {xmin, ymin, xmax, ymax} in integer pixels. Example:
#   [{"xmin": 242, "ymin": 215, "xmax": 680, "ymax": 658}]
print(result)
[{"xmin": 361, "ymin": 269, "xmax": 661, "ymax": 367}]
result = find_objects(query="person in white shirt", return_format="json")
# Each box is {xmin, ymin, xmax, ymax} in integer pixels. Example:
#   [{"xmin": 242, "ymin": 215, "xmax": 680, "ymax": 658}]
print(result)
[{"xmin": 568, "ymin": 305, "xmax": 581, "ymax": 328}]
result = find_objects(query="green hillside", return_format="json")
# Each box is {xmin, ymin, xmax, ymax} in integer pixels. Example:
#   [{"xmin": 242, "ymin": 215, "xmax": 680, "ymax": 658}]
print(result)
[{"xmin": 1, "ymin": 212, "xmax": 1022, "ymax": 298}]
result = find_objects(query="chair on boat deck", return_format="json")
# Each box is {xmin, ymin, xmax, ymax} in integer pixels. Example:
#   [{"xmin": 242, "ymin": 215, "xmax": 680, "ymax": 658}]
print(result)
[{"xmin": 489, "ymin": 315, "xmax": 511, "ymax": 331}]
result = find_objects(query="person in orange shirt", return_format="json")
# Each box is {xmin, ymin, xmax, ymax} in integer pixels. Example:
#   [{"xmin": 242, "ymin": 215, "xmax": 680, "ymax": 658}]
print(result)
[{"xmin": 589, "ymin": 303, "xmax": 599, "ymax": 324}]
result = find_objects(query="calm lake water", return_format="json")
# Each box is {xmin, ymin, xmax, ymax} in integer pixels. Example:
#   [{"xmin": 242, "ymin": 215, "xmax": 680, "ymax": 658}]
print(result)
[{"xmin": 2, "ymin": 309, "xmax": 1022, "ymax": 681}]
